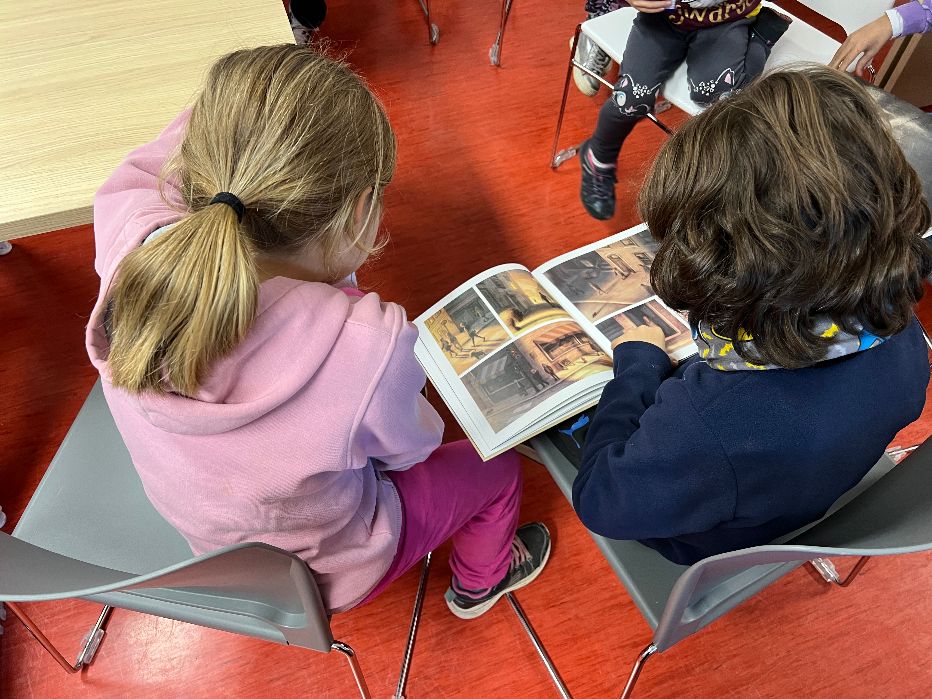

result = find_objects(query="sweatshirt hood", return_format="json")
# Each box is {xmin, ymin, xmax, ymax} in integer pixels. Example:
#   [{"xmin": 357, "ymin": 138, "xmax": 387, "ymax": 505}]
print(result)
[{"xmin": 87, "ymin": 276, "xmax": 355, "ymax": 435}]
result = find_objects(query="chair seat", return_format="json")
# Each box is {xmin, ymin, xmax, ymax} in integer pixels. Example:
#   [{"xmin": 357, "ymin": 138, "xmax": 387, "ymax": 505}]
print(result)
[
  {"xmin": 527, "ymin": 430, "xmax": 894, "ymax": 630},
  {"xmin": 581, "ymin": 2, "xmax": 841, "ymax": 117},
  {"xmin": 528, "ymin": 433, "xmax": 687, "ymax": 627}
]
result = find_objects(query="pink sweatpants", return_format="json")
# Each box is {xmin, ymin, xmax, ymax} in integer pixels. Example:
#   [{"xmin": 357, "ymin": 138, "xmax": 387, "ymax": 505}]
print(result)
[{"xmin": 358, "ymin": 441, "xmax": 522, "ymax": 605}]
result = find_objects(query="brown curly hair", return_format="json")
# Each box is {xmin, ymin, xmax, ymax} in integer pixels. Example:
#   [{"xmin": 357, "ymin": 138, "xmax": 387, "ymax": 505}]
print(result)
[{"xmin": 639, "ymin": 65, "xmax": 931, "ymax": 368}]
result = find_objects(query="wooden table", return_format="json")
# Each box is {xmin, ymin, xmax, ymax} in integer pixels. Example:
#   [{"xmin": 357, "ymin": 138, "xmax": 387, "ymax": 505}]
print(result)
[{"xmin": 0, "ymin": 0, "xmax": 293, "ymax": 242}]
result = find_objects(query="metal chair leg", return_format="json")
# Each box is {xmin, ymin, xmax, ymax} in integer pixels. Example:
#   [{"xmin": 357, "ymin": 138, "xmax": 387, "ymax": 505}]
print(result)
[
  {"xmin": 551, "ymin": 25, "xmax": 583, "ymax": 169},
  {"xmin": 393, "ymin": 552, "xmax": 432, "ymax": 699},
  {"xmin": 620, "ymin": 643, "xmax": 658, "ymax": 699},
  {"xmin": 416, "ymin": 0, "xmax": 440, "ymax": 45},
  {"xmin": 809, "ymin": 556, "xmax": 870, "ymax": 587},
  {"xmin": 332, "ymin": 641, "xmax": 372, "ymax": 699},
  {"xmin": 506, "ymin": 593, "xmax": 573, "ymax": 698},
  {"xmin": 886, "ymin": 445, "xmax": 919, "ymax": 461},
  {"xmin": 644, "ymin": 112, "xmax": 674, "ymax": 136},
  {"xmin": 489, "ymin": 0, "xmax": 515, "ymax": 67},
  {"xmin": 551, "ymin": 25, "xmax": 673, "ymax": 168},
  {"xmin": 5, "ymin": 602, "xmax": 112, "ymax": 673}
]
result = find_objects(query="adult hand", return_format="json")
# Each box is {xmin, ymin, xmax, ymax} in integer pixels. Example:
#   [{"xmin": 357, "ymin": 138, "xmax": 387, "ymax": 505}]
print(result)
[
  {"xmin": 629, "ymin": 0, "xmax": 675, "ymax": 13},
  {"xmin": 830, "ymin": 15, "xmax": 894, "ymax": 75},
  {"xmin": 611, "ymin": 325, "xmax": 668, "ymax": 352}
]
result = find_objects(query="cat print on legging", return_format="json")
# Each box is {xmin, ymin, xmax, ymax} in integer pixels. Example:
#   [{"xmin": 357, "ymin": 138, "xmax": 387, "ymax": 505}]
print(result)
[
  {"xmin": 689, "ymin": 67, "xmax": 736, "ymax": 101},
  {"xmin": 611, "ymin": 74, "xmax": 662, "ymax": 116}
]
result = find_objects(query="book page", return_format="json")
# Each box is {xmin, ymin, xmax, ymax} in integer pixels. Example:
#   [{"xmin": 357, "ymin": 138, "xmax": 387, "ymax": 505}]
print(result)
[
  {"xmin": 532, "ymin": 224, "xmax": 697, "ymax": 362},
  {"xmin": 413, "ymin": 264, "xmax": 614, "ymax": 457},
  {"xmin": 416, "ymin": 335, "xmax": 607, "ymax": 460}
]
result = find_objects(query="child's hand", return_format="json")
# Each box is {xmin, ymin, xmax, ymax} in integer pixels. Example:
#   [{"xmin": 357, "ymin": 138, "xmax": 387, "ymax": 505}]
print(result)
[
  {"xmin": 629, "ymin": 0, "xmax": 676, "ymax": 13},
  {"xmin": 611, "ymin": 325, "xmax": 668, "ymax": 352},
  {"xmin": 830, "ymin": 15, "xmax": 893, "ymax": 76}
]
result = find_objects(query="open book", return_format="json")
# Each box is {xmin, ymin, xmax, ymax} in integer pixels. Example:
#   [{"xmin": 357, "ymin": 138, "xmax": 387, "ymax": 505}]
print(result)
[{"xmin": 414, "ymin": 223, "xmax": 698, "ymax": 460}]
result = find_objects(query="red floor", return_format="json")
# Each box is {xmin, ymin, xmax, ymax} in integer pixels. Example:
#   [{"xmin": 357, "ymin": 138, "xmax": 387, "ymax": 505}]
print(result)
[{"xmin": 2, "ymin": 1, "xmax": 932, "ymax": 697}]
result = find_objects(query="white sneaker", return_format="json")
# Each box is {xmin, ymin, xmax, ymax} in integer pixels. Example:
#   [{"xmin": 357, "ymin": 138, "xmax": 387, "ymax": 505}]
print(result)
[{"xmin": 572, "ymin": 34, "xmax": 612, "ymax": 97}]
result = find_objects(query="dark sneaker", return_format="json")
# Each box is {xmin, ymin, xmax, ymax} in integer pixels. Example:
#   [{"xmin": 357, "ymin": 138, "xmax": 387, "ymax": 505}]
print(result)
[
  {"xmin": 572, "ymin": 34, "xmax": 612, "ymax": 97},
  {"xmin": 579, "ymin": 140, "xmax": 617, "ymax": 220},
  {"xmin": 289, "ymin": 0, "xmax": 328, "ymax": 46},
  {"xmin": 752, "ymin": 7, "xmax": 792, "ymax": 48},
  {"xmin": 445, "ymin": 522, "xmax": 551, "ymax": 620}
]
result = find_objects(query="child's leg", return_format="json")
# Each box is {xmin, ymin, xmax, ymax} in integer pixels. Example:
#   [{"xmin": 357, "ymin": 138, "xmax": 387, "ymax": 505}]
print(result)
[
  {"xmin": 685, "ymin": 15, "xmax": 787, "ymax": 105},
  {"xmin": 589, "ymin": 14, "xmax": 690, "ymax": 165},
  {"xmin": 580, "ymin": 14, "xmax": 689, "ymax": 220},
  {"xmin": 357, "ymin": 442, "xmax": 522, "ymax": 606}
]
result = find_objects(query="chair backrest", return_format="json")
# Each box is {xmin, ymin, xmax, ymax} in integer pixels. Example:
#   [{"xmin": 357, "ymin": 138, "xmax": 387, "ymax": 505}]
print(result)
[
  {"xmin": 13, "ymin": 381, "xmax": 194, "ymax": 573},
  {"xmin": 4, "ymin": 381, "xmax": 334, "ymax": 652},
  {"xmin": 798, "ymin": 0, "xmax": 896, "ymax": 35},
  {"xmin": 0, "ymin": 533, "xmax": 335, "ymax": 652},
  {"xmin": 651, "ymin": 436, "xmax": 932, "ymax": 652}
]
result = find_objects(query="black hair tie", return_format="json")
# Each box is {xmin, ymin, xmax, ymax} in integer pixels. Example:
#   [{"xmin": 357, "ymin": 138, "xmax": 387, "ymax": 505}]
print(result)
[{"xmin": 209, "ymin": 192, "xmax": 245, "ymax": 222}]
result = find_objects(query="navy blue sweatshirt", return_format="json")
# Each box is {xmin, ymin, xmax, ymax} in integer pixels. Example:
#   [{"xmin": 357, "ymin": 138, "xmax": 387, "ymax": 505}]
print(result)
[{"xmin": 573, "ymin": 319, "xmax": 929, "ymax": 565}]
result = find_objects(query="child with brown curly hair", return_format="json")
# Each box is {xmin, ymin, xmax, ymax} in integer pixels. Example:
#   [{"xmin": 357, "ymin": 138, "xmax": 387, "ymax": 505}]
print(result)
[{"xmin": 574, "ymin": 65, "xmax": 931, "ymax": 564}]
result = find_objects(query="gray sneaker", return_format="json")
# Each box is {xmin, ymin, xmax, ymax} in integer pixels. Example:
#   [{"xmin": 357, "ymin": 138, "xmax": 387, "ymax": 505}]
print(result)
[
  {"xmin": 572, "ymin": 34, "xmax": 612, "ymax": 97},
  {"xmin": 445, "ymin": 523, "xmax": 551, "ymax": 620}
]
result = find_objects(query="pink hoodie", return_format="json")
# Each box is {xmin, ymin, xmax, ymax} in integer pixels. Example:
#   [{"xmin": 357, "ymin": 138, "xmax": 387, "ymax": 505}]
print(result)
[{"xmin": 86, "ymin": 112, "xmax": 444, "ymax": 612}]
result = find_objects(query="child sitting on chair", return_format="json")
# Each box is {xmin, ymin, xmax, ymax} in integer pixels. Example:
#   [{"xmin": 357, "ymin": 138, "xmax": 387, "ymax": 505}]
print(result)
[
  {"xmin": 87, "ymin": 45, "xmax": 550, "ymax": 617},
  {"xmin": 574, "ymin": 66, "xmax": 931, "ymax": 564},
  {"xmin": 578, "ymin": 0, "xmax": 792, "ymax": 220}
]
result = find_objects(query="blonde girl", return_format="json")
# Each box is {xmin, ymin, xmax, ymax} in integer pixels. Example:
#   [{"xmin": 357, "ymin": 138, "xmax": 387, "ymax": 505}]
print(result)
[{"xmin": 87, "ymin": 45, "xmax": 549, "ymax": 616}]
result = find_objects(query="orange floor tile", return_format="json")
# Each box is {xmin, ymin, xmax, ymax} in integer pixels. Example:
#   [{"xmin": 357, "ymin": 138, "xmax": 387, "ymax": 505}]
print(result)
[{"xmin": 2, "ymin": 1, "xmax": 931, "ymax": 697}]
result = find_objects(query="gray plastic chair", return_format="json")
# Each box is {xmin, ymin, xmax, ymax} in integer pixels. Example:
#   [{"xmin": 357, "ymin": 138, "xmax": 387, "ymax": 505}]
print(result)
[
  {"xmin": 3, "ymin": 380, "xmax": 570, "ymax": 698},
  {"xmin": 0, "ymin": 537, "xmax": 371, "ymax": 689},
  {"xmin": 0, "ymin": 380, "xmax": 433, "ymax": 698},
  {"xmin": 529, "ymin": 433, "xmax": 932, "ymax": 697}
]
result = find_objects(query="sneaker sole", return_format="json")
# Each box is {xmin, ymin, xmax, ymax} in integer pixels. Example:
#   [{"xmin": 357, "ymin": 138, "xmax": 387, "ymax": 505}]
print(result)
[
  {"xmin": 445, "ymin": 528, "xmax": 552, "ymax": 621},
  {"xmin": 570, "ymin": 38, "xmax": 601, "ymax": 97}
]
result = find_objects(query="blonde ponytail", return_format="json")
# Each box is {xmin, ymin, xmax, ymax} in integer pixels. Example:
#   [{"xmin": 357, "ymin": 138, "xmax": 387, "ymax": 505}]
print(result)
[
  {"xmin": 106, "ymin": 44, "xmax": 396, "ymax": 396},
  {"xmin": 107, "ymin": 203, "xmax": 258, "ymax": 395}
]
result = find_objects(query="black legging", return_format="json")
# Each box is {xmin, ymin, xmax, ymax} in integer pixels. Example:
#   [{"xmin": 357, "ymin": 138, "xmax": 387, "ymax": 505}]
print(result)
[{"xmin": 590, "ymin": 13, "xmax": 770, "ymax": 164}]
